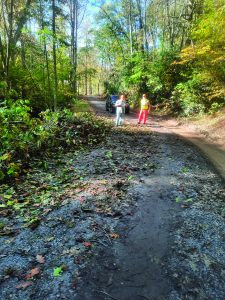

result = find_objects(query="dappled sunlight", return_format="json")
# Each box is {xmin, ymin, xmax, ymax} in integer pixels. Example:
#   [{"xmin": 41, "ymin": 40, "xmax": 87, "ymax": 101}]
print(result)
[{"xmin": 0, "ymin": 0, "xmax": 225, "ymax": 296}]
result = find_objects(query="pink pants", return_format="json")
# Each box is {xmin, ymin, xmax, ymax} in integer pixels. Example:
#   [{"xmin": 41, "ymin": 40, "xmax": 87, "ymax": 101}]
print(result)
[{"xmin": 138, "ymin": 109, "xmax": 148, "ymax": 124}]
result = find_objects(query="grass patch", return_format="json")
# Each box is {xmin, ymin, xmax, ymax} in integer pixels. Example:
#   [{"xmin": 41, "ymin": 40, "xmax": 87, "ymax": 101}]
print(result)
[{"xmin": 72, "ymin": 98, "xmax": 92, "ymax": 113}]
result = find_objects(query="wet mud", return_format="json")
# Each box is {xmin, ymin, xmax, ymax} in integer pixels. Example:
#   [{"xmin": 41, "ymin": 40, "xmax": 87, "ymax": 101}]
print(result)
[
  {"xmin": 76, "ymin": 126, "xmax": 225, "ymax": 300},
  {"xmin": 1, "ymin": 100, "xmax": 225, "ymax": 299}
]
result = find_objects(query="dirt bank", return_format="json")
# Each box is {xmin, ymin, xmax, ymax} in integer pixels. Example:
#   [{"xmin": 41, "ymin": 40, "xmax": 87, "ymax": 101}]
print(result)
[{"xmin": 156, "ymin": 111, "xmax": 225, "ymax": 181}]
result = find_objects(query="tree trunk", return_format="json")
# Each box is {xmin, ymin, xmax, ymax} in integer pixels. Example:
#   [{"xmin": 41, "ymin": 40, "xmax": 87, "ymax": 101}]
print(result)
[
  {"xmin": 166, "ymin": 0, "xmax": 172, "ymax": 48},
  {"xmin": 52, "ymin": 0, "xmax": 58, "ymax": 110},
  {"xmin": 144, "ymin": 0, "xmax": 149, "ymax": 52},
  {"xmin": 136, "ymin": 0, "xmax": 144, "ymax": 52},
  {"xmin": 171, "ymin": 0, "xmax": 177, "ymax": 48},
  {"xmin": 0, "ymin": 35, "xmax": 6, "ymax": 77},
  {"xmin": 89, "ymin": 78, "xmax": 91, "ymax": 95},
  {"xmin": 4, "ymin": 0, "xmax": 32, "ymax": 88},
  {"xmin": 85, "ymin": 72, "xmax": 88, "ymax": 95},
  {"xmin": 128, "ymin": 0, "xmax": 133, "ymax": 55},
  {"xmin": 5, "ymin": 0, "xmax": 14, "ymax": 88},
  {"xmin": 39, "ymin": 0, "xmax": 51, "ymax": 103},
  {"xmin": 70, "ymin": 0, "xmax": 78, "ymax": 95},
  {"xmin": 98, "ymin": 81, "xmax": 100, "ymax": 96}
]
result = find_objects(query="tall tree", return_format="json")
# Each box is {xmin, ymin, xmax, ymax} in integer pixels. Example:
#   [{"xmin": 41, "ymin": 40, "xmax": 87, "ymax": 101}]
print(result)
[
  {"xmin": 52, "ymin": 0, "xmax": 58, "ymax": 110},
  {"xmin": 0, "ymin": 0, "xmax": 33, "ymax": 89},
  {"xmin": 69, "ymin": 0, "xmax": 78, "ymax": 94}
]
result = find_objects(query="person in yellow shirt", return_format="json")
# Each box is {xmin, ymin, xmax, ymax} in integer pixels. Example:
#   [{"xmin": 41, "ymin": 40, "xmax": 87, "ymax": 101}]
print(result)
[{"xmin": 137, "ymin": 94, "xmax": 151, "ymax": 124}]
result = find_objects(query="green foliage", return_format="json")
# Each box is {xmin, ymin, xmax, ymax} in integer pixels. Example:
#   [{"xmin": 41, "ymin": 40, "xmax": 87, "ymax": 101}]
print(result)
[
  {"xmin": 0, "ymin": 0, "xmax": 223, "ymax": 117},
  {"xmin": 93, "ymin": 0, "xmax": 225, "ymax": 116},
  {"xmin": 72, "ymin": 98, "xmax": 91, "ymax": 113},
  {"xmin": 122, "ymin": 53, "xmax": 149, "ymax": 94},
  {"xmin": 170, "ymin": 76, "xmax": 207, "ymax": 116},
  {"xmin": 146, "ymin": 50, "xmax": 181, "ymax": 100},
  {"xmin": 208, "ymin": 102, "xmax": 224, "ymax": 115},
  {"xmin": 106, "ymin": 151, "xmax": 113, "ymax": 159},
  {"xmin": 169, "ymin": 59, "xmax": 225, "ymax": 116},
  {"xmin": 168, "ymin": 0, "xmax": 225, "ymax": 115},
  {"xmin": 53, "ymin": 267, "xmax": 63, "ymax": 277},
  {"xmin": 103, "ymin": 75, "xmax": 121, "ymax": 95},
  {"xmin": 0, "ymin": 99, "xmax": 37, "ymax": 177},
  {"xmin": 181, "ymin": 167, "xmax": 189, "ymax": 173},
  {"xmin": 0, "ymin": 100, "xmax": 111, "ymax": 182}
]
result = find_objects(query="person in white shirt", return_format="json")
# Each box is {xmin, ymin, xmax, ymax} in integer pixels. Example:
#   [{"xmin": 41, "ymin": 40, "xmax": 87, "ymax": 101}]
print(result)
[{"xmin": 115, "ymin": 95, "xmax": 126, "ymax": 126}]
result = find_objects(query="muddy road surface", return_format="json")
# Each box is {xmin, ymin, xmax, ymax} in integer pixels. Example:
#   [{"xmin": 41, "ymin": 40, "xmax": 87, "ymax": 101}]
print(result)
[
  {"xmin": 78, "ymin": 97, "xmax": 225, "ymax": 300},
  {"xmin": 1, "ymin": 97, "xmax": 225, "ymax": 300},
  {"xmin": 89, "ymin": 96, "xmax": 225, "ymax": 181}
]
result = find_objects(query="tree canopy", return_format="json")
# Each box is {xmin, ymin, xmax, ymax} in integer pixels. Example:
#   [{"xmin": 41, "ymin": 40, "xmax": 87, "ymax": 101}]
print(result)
[{"xmin": 0, "ymin": 0, "xmax": 224, "ymax": 114}]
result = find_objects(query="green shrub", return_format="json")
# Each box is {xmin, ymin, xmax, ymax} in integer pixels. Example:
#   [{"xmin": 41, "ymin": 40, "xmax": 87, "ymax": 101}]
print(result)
[
  {"xmin": 170, "ymin": 74, "xmax": 209, "ymax": 116},
  {"xmin": 0, "ymin": 100, "xmax": 111, "ymax": 181},
  {"xmin": 208, "ymin": 102, "xmax": 224, "ymax": 115}
]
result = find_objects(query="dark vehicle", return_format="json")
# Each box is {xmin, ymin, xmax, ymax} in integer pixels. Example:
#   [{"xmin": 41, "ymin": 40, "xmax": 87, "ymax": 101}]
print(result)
[{"xmin": 105, "ymin": 95, "xmax": 130, "ymax": 114}]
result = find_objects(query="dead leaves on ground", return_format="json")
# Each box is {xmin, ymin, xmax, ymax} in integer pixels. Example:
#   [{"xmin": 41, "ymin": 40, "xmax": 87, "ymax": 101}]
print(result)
[
  {"xmin": 16, "ymin": 281, "xmax": 33, "ymax": 289},
  {"xmin": 16, "ymin": 267, "xmax": 40, "ymax": 289},
  {"xmin": 0, "ymin": 227, "xmax": 16, "ymax": 236},
  {"xmin": 62, "ymin": 247, "xmax": 81, "ymax": 256},
  {"xmin": 36, "ymin": 255, "xmax": 45, "ymax": 264},
  {"xmin": 24, "ymin": 267, "xmax": 40, "ymax": 279},
  {"xmin": 0, "ymin": 209, "xmax": 12, "ymax": 217},
  {"xmin": 16, "ymin": 257, "xmax": 45, "ymax": 290},
  {"xmin": 109, "ymin": 233, "xmax": 120, "ymax": 239},
  {"xmin": 83, "ymin": 242, "xmax": 92, "ymax": 248}
]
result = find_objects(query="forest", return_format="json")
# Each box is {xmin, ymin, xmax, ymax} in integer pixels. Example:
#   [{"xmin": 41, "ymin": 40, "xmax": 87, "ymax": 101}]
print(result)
[
  {"xmin": 0, "ymin": 0, "xmax": 224, "ymax": 178},
  {"xmin": 1, "ymin": 1, "xmax": 225, "ymax": 299},
  {"xmin": 0, "ymin": 0, "xmax": 224, "ymax": 109}
]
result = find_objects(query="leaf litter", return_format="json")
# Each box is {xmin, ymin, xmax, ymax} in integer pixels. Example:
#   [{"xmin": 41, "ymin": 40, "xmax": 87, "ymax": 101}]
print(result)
[
  {"xmin": 1, "ymin": 122, "xmax": 225, "ymax": 299},
  {"xmin": 0, "ymin": 125, "xmax": 152, "ymax": 298}
]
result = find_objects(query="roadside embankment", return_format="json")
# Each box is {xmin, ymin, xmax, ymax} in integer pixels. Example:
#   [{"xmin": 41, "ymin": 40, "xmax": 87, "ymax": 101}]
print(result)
[{"xmin": 156, "ymin": 110, "xmax": 225, "ymax": 181}]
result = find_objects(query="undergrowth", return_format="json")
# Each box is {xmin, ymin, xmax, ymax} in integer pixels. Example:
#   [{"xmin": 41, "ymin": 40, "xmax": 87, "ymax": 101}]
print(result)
[{"xmin": 0, "ymin": 99, "xmax": 111, "ymax": 182}]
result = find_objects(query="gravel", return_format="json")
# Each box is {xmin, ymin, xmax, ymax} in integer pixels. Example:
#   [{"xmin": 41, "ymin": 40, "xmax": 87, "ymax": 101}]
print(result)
[{"xmin": 1, "ymin": 124, "xmax": 225, "ymax": 299}]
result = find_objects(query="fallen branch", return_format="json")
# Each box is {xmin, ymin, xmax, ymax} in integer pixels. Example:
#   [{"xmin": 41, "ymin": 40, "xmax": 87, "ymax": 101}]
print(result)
[
  {"xmin": 96, "ymin": 290, "xmax": 121, "ymax": 300},
  {"xmin": 103, "ymin": 228, "xmax": 113, "ymax": 245},
  {"xmin": 91, "ymin": 239, "xmax": 108, "ymax": 247}
]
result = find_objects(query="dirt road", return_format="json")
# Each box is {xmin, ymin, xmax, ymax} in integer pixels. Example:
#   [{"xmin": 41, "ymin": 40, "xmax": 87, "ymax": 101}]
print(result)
[
  {"xmin": 76, "ymin": 98, "xmax": 225, "ymax": 299},
  {"xmin": 89, "ymin": 96, "xmax": 225, "ymax": 181},
  {"xmin": 1, "ymin": 97, "xmax": 225, "ymax": 300}
]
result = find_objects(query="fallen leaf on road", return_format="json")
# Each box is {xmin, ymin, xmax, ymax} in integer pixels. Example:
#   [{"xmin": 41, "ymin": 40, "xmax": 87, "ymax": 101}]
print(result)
[
  {"xmin": 79, "ymin": 196, "xmax": 85, "ymax": 203},
  {"xmin": 25, "ymin": 267, "xmax": 40, "ymax": 279},
  {"xmin": 110, "ymin": 233, "xmax": 120, "ymax": 239},
  {"xmin": 83, "ymin": 242, "xmax": 92, "ymax": 248},
  {"xmin": 175, "ymin": 197, "xmax": 181, "ymax": 203},
  {"xmin": 62, "ymin": 247, "xmax": 81, "ymax": 256},
  {"xmin": 43, "ymin": 208, "xmax": 52, "ymax": 214},
  {"xmin": 0, "ymin": 209, "xmax": 12, "ymax": 217},
  {"xmin": 36, "ymin": 254, "xmax": 45, "ymax": 264},
  {"xmin": 53, "ymin": 267, "xmax": 63, "ymax": 277},
  {"xmin": 16, "ymin": 281, "xmax": 33, "ymax": 289},
  {"xmin": 181, "ymin": 204, "xmax": 189, "ymax": 209},
  {"xmin": 184, "ymin": 198, "xmax": 193, "ymax": 203},
  {"xmin": 45, "ymin": 236, "xmax": 55, "ymax": 242},
  {"xmin": 75, "ymin": 188, "xmax": 84, "ymax": 193},
  {"xmin": 0, "ymin": 227, "xmax": 16, "ymax": 236},
  {"xmin": 95, "ymin": 208, "xmax": 104, "ymax": 213}
]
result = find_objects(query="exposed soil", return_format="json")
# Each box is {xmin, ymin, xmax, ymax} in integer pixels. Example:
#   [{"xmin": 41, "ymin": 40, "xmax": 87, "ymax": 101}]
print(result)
[
  {"xmin": 179, "ymin": 110, "xmax": 225, "ymax": 149},
  {"xmin": 157, "ymin": 113, "xmax": 225, "ymax": 181},
  {"xmin": 1, "ymin": 98, "xmax": 225, "ymax": 300}
]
